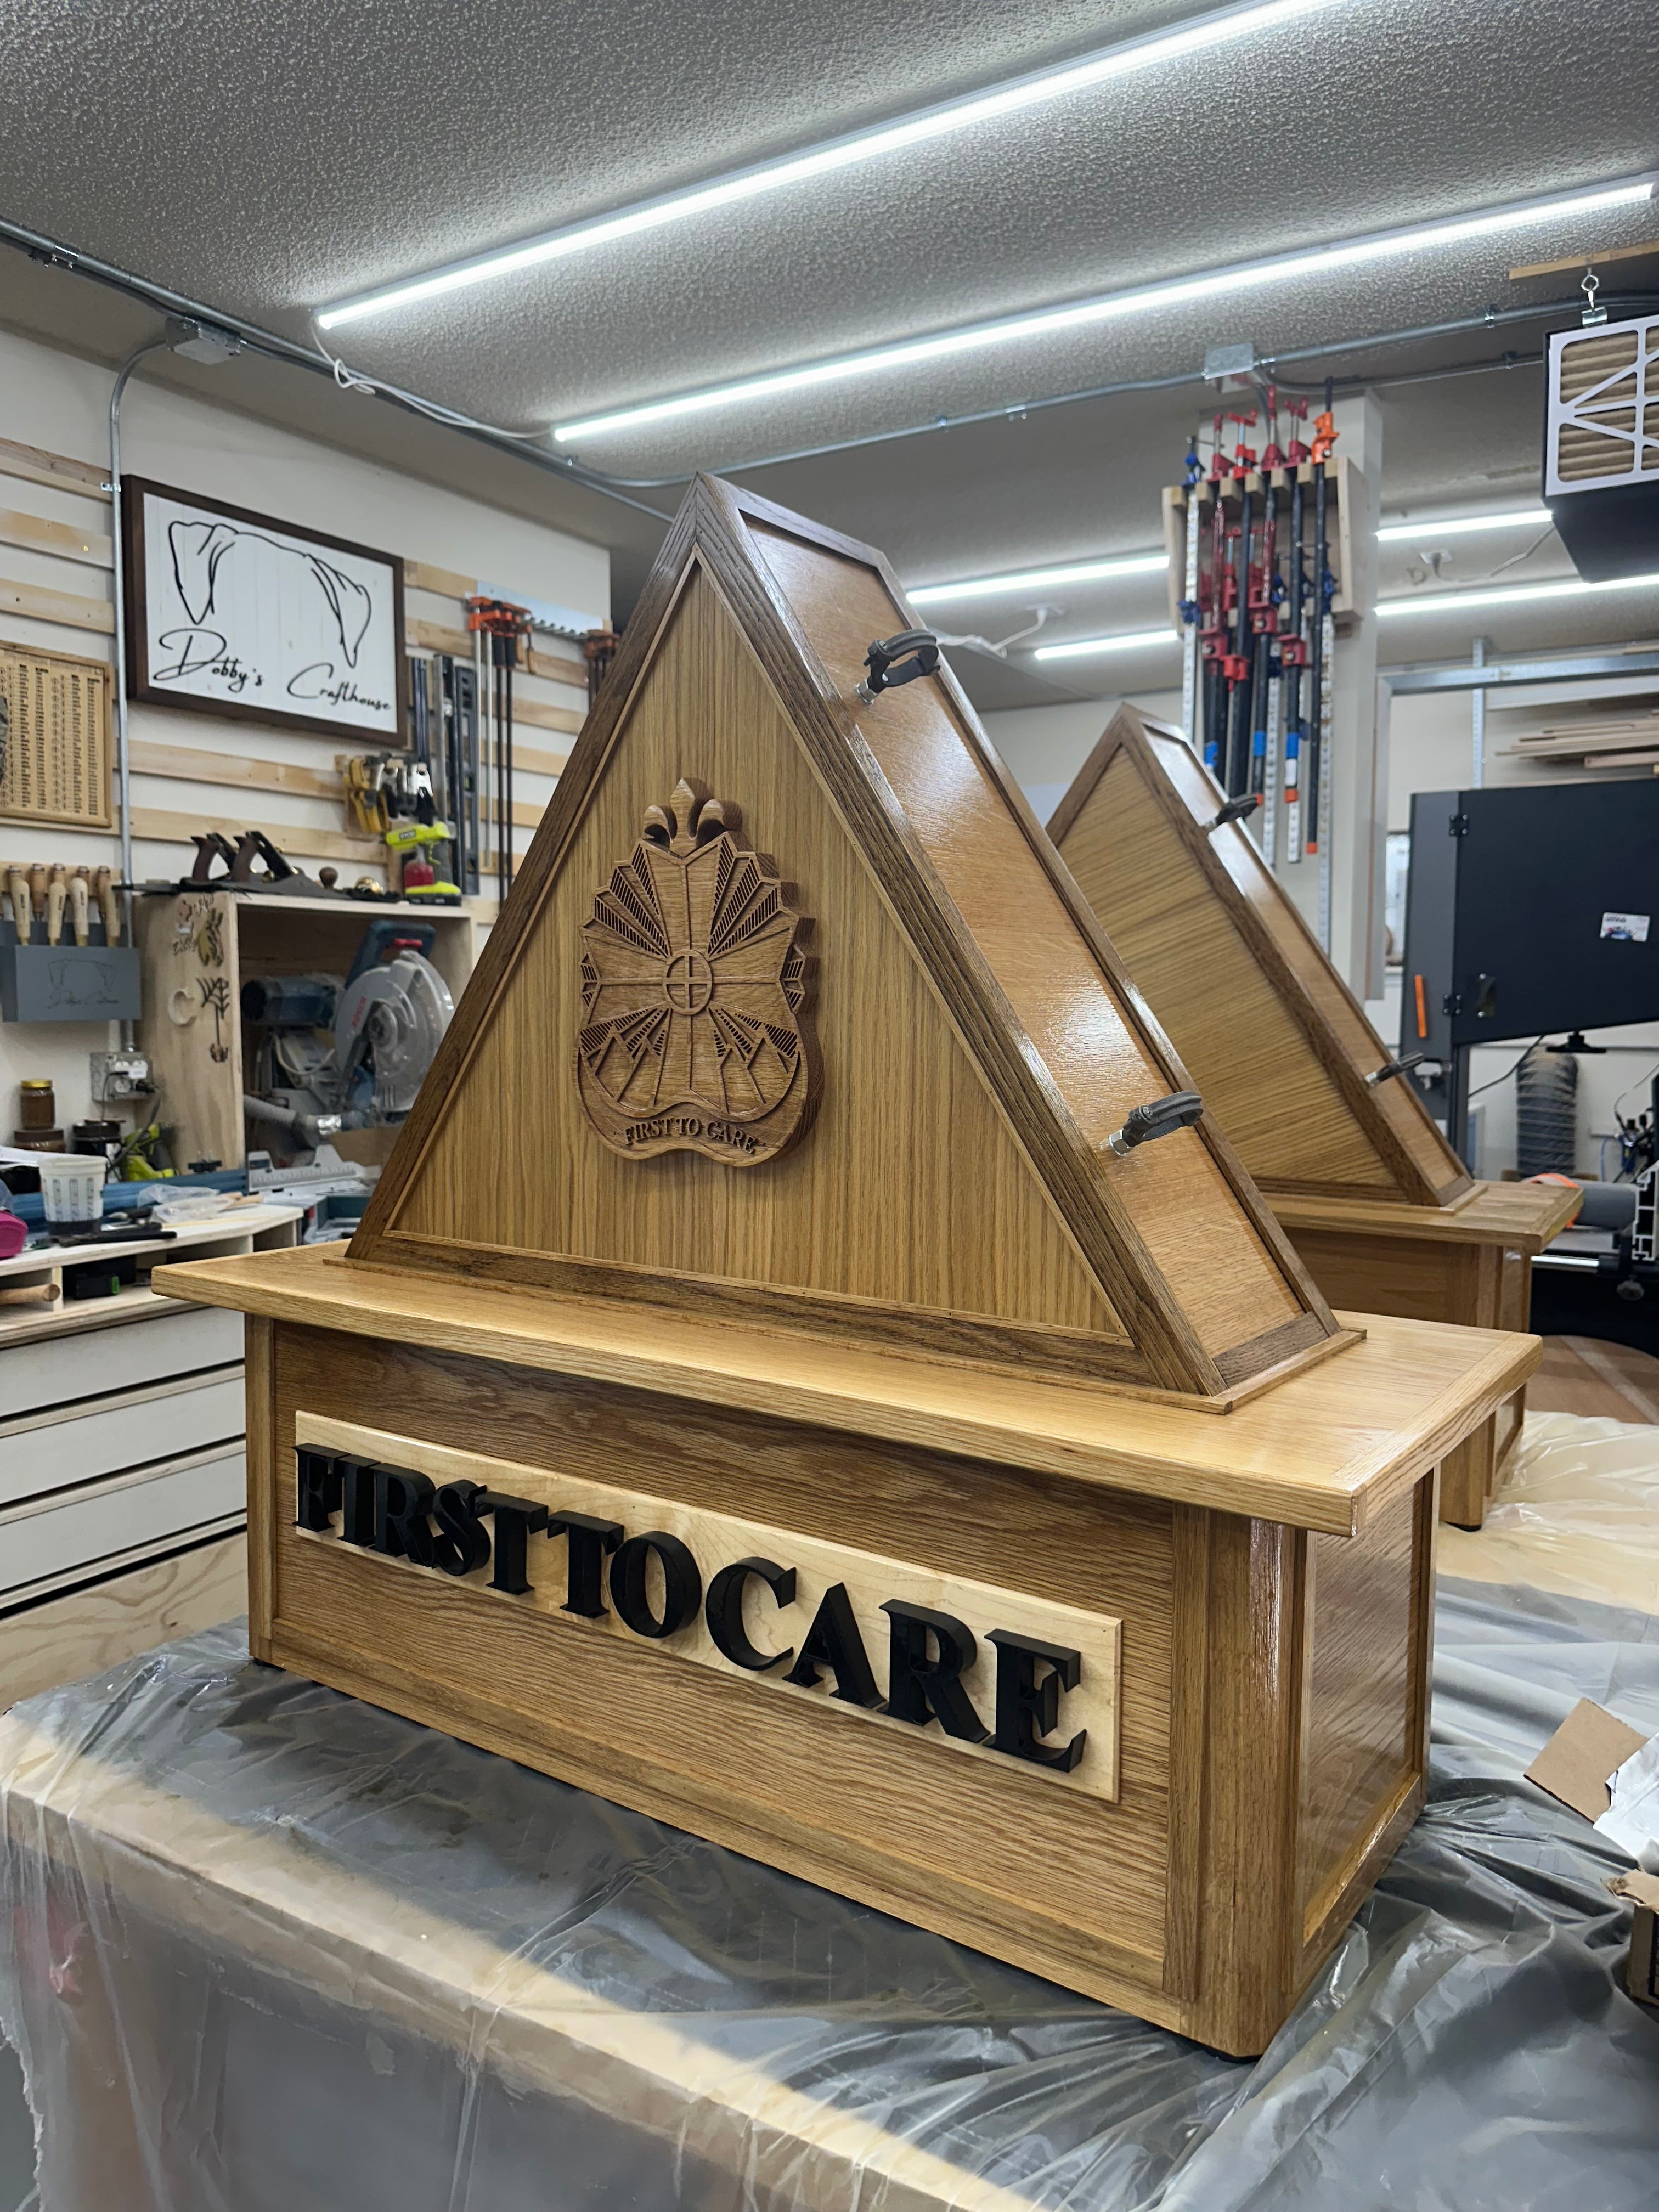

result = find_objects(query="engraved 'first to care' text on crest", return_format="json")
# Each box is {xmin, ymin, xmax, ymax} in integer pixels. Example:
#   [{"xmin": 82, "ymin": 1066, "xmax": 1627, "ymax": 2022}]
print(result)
[{"xmin": 577, "ymin": 779, "xmax": 819, "ymax": 1162}]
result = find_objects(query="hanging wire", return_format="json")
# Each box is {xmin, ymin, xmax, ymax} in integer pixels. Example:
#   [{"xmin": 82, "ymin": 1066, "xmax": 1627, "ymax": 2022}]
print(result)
[{"xmin": 1466, "ymin": 1036, "xmax": 1547, "ymax": 1100}]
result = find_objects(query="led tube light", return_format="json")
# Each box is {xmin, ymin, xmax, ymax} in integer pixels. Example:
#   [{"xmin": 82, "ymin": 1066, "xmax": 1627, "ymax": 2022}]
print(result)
[
  {"xmin": 909, "ymin": 554, "xmax": 1168, "ymax": 604},
  {"xmin": 917, "ymin": 511, "xmax": 1559, "ymax": 602},
  {"xmin": 1036, "ymin": 569, "xmax": 1659, "ymax": 656},
  {"xmin": 1376, "ymin": 573, "xmax": 1659, "ymax": 616},
  {"xmin": 317, "ymin": 0, "xmax": 1342, "ymax": 330},
  {"xmin": 1376, "ymin": 506, "xmax": 1550, "ymax": 541},
  {"xmin": 1033, "ymin": 629, "xmax": 1177, "ymax": 659},
  {"xmin": 553, "ymin": 178, "xmax": 1654, "ymax": 444}
]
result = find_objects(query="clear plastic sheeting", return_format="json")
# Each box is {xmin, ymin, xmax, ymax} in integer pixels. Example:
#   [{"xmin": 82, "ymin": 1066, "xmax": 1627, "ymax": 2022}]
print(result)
[
  {"xmin": 0, "ymin": 1581, "xmax": 1655, "ymax": 2212},
  {"xmin": 1441, "ymin": 1412, "xmax": 1659, "ymax": 1613}
]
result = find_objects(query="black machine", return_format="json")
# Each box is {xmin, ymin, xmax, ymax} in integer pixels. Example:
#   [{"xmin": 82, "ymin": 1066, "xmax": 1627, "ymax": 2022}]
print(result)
[{"xmin": 1401, "ymin": 779, "xmax": 1659, "ymax": 1161}]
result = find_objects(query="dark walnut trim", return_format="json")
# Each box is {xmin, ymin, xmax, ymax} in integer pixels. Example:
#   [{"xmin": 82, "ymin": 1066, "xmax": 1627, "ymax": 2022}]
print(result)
[{"xmin": 1211, "ymin": 1312, "xmax": 1333, "ymax": 1389}]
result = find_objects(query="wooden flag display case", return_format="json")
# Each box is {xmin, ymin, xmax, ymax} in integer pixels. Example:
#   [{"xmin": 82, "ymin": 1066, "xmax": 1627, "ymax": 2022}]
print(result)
[
  {"xmin": 1049, "ymin": 708, "xmax": 1579, "ymax": 1528},
  {"xmin": 156, "ymin": 480, "xmax": 1536, "ymax": 2056}
]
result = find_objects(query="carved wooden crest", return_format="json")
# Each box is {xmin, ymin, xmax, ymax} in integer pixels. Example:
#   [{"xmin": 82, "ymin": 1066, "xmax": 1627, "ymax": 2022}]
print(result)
[{"xmin": 577, "ymin": 778, "xmax": 819, "ymax": 1163}]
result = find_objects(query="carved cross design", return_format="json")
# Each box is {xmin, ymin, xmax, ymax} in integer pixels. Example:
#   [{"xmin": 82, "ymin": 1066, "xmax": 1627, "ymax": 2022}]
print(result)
[{"xmin": 576, "ymin": 778, "xmax": 819, "ymax": 1163}]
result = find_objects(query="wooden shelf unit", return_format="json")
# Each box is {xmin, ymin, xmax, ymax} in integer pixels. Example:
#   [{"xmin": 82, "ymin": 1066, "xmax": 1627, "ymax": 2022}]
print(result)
[
  {"xmin": 134, "ymin": 890, "xmax": 475, "ymax": 1173},
  {"xmin": 1049, "ymin": 706, "xmax": 1579, "ymax": 1527}
]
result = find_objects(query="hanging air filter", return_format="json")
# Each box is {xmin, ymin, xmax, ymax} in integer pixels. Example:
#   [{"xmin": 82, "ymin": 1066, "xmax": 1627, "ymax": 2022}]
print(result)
[{"xmin": 1544, "ymin": 315, "xmax": 1659, "ymax": 580}]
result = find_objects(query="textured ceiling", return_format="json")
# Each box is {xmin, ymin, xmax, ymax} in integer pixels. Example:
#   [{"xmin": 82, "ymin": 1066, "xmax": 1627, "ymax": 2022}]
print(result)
[{"xmin": 3, "ymin": 0, "xmax": 1657, "ymax": 702}]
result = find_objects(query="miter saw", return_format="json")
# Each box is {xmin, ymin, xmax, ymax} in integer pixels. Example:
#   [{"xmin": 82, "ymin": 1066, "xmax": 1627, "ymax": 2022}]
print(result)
[{"xmin": 241, "ymin": 920, "xmax": 454, "ymax": 1159}]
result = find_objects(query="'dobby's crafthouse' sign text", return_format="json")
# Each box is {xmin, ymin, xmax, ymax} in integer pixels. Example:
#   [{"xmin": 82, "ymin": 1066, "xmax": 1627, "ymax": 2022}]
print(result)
[{"xmin": 292, "ymin": 1422, "xmax": 1121, "ymax": 1798}]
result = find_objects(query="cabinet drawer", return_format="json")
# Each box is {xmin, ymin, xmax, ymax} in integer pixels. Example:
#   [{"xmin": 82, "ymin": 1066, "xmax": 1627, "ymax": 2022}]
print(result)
[
  {"xmin": 0, "ymin": 1374, "xmax": 246, "ymax": 1511},
  {"xmin": 0, "ymin": 1449, "xmax": 246, "ymax": 1599},
  {"xmin": 0, "ymin": 1305, "xmax": 245, "ymax": 1420}
]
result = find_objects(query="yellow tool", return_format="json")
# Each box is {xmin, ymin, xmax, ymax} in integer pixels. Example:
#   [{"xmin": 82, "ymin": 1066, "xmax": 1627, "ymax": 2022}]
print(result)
[
  {"xmin": 46, "ymin": 864, "xmax": 66, "ymax": 947},
  {"xmin": 7, "ymin": 867, "xmax": 28, "ymax": 941},
  {"xmin": 384, "ymin": 819, "xmax": 460, "ymax": 899},
  {"xmin": 343, "ymin": 754, "xmax": 392, "ymax": 837},
  {"xmin": 69, "ymin": 867, "xmax": 89, "ymax": 947}
]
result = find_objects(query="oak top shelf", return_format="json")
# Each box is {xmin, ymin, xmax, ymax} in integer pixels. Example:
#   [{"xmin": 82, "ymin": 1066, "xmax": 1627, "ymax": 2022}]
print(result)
[
  {"xmin": 1267, "ymin": 1178, "xmax": 1583, "ymax": 1252},
  {"xmin": 153, "ymin": 1241, "xmax": 1538, "ymax": 1539}
]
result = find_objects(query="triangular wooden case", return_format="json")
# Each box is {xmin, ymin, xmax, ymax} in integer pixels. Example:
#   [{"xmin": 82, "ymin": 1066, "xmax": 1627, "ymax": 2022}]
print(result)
[
  {"xmin": 353, "ymin": 480, "xmax": 1345, "ymax": 1403},
  {"xmin": 1048, "ymin": 704, "xmax": 1469, "ymax": 1209}
]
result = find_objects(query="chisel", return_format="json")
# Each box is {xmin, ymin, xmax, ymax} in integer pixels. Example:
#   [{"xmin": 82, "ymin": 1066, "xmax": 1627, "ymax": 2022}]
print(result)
[
  {"xmin": 6, "ymin": 867, "xmax": 27, "ymax": 942},
  {"xmin": 94, "ymin": 865, "xmax": 120, "ymax": 946},
  {"xmin": 46, "ymin": 865, "xmax": 67, "ymax": 947},
  {"xmin": 70, "ymin": 867, "xmax": 90, "ymax": 947}
]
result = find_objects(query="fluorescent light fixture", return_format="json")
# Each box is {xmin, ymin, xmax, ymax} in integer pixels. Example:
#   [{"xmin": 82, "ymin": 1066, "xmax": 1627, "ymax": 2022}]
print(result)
[
  {"xmin": 553, "ymin": 177, "xmax": 1654, "ymax": 444},
  {"xmin": 1377, "ymin": 572, "xmax": 1659, "ymax": 617},
  {"xmin": 1034, "ymin": 628, "xmax": 1177, "ymax": 660},
  {"xmin": 910, "ymin": 553, "xmax": 1167, "ymax": 605},
  {"xmin": 318, "ymin": 0, "xmax": 1340, "ymax": 330},
  {"xmin": 1376, "ymin": 506, "xmax": 1551, "ymax": 541}
]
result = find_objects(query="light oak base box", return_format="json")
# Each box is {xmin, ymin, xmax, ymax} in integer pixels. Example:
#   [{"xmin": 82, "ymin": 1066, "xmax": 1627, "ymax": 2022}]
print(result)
[
  {"xmin": 157, "ymin": 479, "xmax": 1536, "ymax": 2055},
  {"xmin": 1050, "ymin": 709, "xmax": 1579, "ymax": 1527}
]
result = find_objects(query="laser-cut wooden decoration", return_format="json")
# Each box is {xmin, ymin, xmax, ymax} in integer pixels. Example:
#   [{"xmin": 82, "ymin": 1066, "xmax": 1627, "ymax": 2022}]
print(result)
[{"xmin": 577, "ymin": 776, "xmax": 819, "ymax": 1164}]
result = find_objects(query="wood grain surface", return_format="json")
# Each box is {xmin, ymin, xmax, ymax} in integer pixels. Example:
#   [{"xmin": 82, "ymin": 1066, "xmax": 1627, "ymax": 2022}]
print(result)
[
  {"xmin": 0, "ymin": 1533, "xmax": 246, "ymax": 1711},
  {"xmin": 354, "ymin": 478, "xmax": 1342, "ymax": 1400},
  {"xmin": 271, "ymin": 1329, "xmax": 1176, "ymax": 1995},
  {"xmin": 155, "ymin": 1240, "xmax": 1536, "ymax": 1536},
  {"xmin": 1051, "ymin": 707, "xmax": 1469, "ymax": 1207},
  {"xmin": 239, "ymin": 1323, "xmax": 1444, "ymax": 2052}
]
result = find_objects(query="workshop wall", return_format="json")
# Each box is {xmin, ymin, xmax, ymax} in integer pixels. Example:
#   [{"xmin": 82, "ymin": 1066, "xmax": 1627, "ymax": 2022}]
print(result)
[{"xmin": 0, "ymin": 325, "xmax": 607, "ymax": 1135}]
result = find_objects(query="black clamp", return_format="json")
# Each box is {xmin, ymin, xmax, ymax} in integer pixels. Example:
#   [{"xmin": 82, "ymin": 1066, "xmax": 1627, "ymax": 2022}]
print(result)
[
  {"xmin": 1207, "ymin": 794, "xmax": 1261, "ymax": 831},
  {"xmin": 1366, "ymin": 1053, "xmax": 1427, "ymax": 1087},
  {"xmin": 1105, "ymin": 1090, "xmax": 1204, "ymax": 1158},
  {"xmin": 855, "ymin": 629, "xmax": 939, "ymax": 704}
]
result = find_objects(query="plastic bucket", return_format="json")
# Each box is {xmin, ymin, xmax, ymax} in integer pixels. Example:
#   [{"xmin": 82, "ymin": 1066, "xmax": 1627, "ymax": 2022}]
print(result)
[{"xmin": 36, "ymin": 1152, "xmax": 106, "ymax": 1232}]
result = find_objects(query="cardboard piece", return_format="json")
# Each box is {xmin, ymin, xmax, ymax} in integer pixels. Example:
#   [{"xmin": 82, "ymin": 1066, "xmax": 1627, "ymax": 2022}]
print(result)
[
  {"xmin": 1527, "ymin": 1697, "xmax": 1657, "ymax": 2008},
  {"xmin": 1524, "ymin": 1697, "xmax": 1649, "ymax": 1821},
  {"xmin": 1610, "ymin": 1870, "xmax": 1659, "ymax": 2005}
]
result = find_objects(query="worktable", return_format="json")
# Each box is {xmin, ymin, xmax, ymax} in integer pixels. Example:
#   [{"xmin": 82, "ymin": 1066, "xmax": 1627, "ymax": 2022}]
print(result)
[
  {"xmin": 2, "ymin": 1576, "xmax": 1655, "ymax": 2211},
  {"xmin": 0, "ymin": 1203, "xmax": 299, "ymax": 1707}
]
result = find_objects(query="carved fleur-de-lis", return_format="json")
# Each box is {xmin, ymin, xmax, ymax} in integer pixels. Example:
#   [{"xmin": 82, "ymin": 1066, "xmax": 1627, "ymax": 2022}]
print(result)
[{"xmin": 642, "ymin": 777, "xmax": 740, "ymax": 857}]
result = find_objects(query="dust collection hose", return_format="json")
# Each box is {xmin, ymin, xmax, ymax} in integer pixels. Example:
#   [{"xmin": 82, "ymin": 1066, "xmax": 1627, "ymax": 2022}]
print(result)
[{"xmin": 243, "ymin": 1093, "xmax": 346, "ymax": 1150}]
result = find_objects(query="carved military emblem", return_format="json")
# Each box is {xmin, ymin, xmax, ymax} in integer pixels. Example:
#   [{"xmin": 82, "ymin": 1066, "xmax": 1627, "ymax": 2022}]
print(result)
[{"xmin": 577, "ymin": 779, "xmax": 819, "ymax": 1162}]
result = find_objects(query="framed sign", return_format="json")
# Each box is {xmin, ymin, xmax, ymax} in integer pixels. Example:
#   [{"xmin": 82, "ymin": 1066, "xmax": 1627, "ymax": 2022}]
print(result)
[{"xmin": 121, "ymin": 477, "xmax": 406, "ymax": 743}]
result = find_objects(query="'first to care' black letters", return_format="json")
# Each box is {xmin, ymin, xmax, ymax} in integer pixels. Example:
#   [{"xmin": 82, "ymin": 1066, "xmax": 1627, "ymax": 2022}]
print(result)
[{"xmin": 294, "ymin": 1447, "xmax": 1086, "ymax": 1774}]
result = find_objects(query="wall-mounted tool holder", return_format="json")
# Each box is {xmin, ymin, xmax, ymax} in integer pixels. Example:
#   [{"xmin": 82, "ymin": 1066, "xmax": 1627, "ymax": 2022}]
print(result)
[{"xmin": 1, "ymin": 905, "xmax": 140, "ymax": 1025}]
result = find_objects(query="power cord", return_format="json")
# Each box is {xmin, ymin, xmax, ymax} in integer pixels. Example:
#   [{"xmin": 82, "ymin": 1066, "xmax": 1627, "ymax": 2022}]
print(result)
[
  {"xmin": 1466, "ymin": 1036, "xmax": 1546, "ymax": 1101},
  {"xmin": 323, "ymin": 349, "xmax": 552, "ymax": 445}
]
